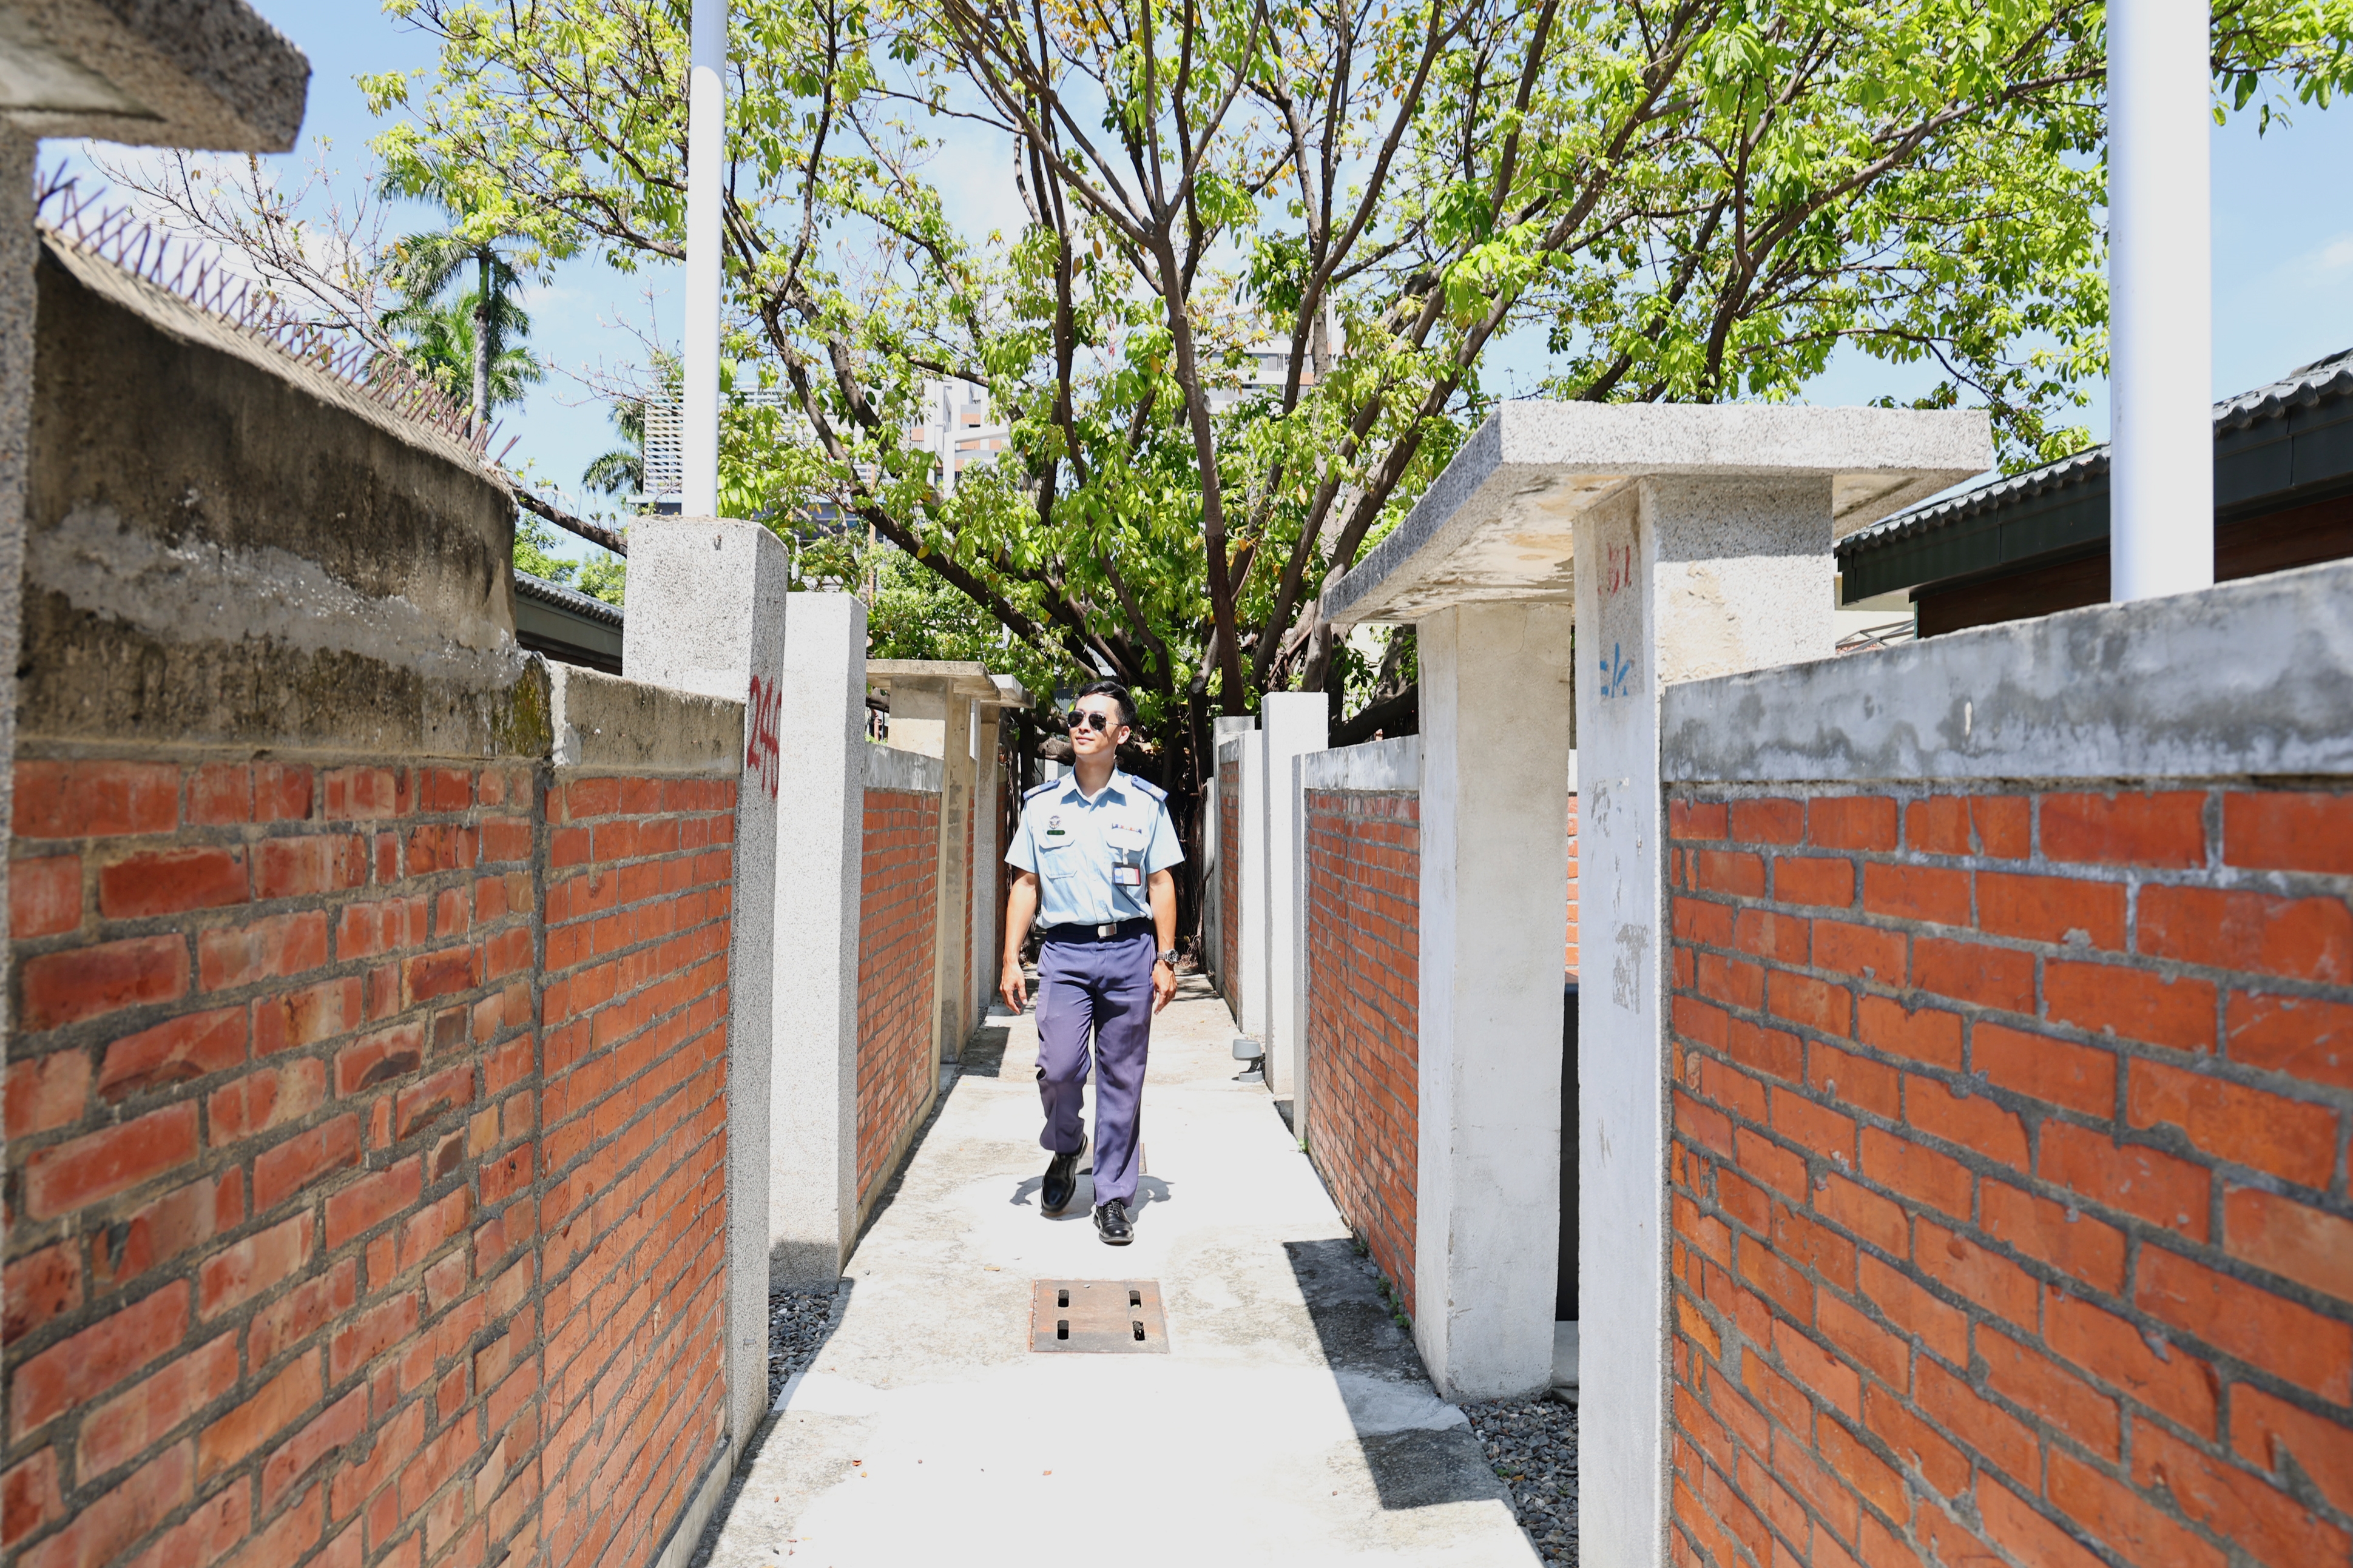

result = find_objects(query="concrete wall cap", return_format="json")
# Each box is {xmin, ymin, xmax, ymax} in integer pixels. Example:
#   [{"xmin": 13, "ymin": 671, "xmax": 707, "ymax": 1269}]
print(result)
[
  {"xmin": 1326, "ymin": 401, "xmax": 1991, "ymax": 627},
  {"xmin": 863, "ymin": 740, "xmax": 944, "ymax": 794},
  {"xmin": 547, "ymin": 664, "xmax": 744, "ymax": 776},
  {"xmin": 1662, "ymin": 556, "xmax": 2353, "ymax": 784},
  {"xmin": 1, "ymin": 0, "xmax": 309, "ymax": 150},
  {"xmin": 866, "ymin": 659, "xmax": 1001, "ymax": 700},
  {"xmin": 1298, "ymin": 735, "xmax": 1420, "ymax": 793}
]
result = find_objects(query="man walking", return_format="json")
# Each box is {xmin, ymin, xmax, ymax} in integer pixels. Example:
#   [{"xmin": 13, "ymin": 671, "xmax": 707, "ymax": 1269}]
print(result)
[{"xmin": 1000, "ymin": 681, "xmax": 1182, "ymax": 1245}]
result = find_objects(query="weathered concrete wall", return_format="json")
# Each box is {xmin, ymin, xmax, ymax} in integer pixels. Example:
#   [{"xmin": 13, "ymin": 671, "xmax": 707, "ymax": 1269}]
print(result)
[
  {"xmin": 1659, "ymin": 564, "xmax": 2353, "ymax": 1568},
  {"xmin": 1, "ymin": 239, "xmax": 751, "ymax": 1568},
  {"xmin": 854, "ymin": 747, "xmax": 942, "ymax": 1221}
]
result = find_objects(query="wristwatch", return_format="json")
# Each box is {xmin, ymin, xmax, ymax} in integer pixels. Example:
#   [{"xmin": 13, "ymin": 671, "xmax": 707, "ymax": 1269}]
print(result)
[{"xmin": 1156, "ymin": 949, "xmax": 1179, "ymax": 967}]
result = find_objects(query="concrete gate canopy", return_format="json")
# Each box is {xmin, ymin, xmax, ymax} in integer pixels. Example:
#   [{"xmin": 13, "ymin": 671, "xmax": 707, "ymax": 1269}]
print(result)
[{"xmin": 0, "ymin": 0, "xmax": 309, "ymax": 152}]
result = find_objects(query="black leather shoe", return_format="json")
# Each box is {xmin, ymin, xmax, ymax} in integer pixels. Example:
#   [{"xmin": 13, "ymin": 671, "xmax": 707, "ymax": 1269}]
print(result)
[
  {"xmin": 1041, "ymin": 1139, "xmax": 1085, "ymax": 1216},
  {"xmin": 1094, "ymin": 1199, "xmax": 1133, "ymax": 1245}
]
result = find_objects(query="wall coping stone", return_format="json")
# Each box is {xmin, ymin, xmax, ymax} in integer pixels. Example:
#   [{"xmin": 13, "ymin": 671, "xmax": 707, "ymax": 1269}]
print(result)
[
  {"xmin": 1298, "ymin": 735, "xmax": 1422, "ymax": 793},
  {"xmin": 1662, "ymin": 555, "xmax": 2353, "ymax": 784},
  {"xmin": 549, "ymin": 662, "xmax": 744, "ymax": 775},
  {"xmin": 865, "ymin": 741, "xmax": 944, "ymax": 794}
]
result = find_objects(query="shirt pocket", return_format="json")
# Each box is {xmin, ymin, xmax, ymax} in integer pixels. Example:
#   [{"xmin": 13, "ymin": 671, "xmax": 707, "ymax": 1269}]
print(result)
[{"xmin": 1035, "ymin": 839, "xmax": 1080, "ymax": 880}]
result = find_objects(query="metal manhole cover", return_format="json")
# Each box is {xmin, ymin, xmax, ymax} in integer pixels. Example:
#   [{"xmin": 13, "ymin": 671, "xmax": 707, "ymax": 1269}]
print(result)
[{"xmin": 1029, "ymin": 1279, "xmax": 1168, "ymax": 1353}]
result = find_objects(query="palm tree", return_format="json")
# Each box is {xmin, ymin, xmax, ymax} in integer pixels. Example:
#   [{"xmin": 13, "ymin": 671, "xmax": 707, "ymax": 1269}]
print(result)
[
  {"xmin": 386, "ymin": 214, "xmax": 537, "ymax": 431},
  {"xmin": 384, "ymin": 286, "xmax": 544, "ymax": 418},
  {"xmin": 580, "ymin": 397, "xmax": 645, "ymax": 497}
]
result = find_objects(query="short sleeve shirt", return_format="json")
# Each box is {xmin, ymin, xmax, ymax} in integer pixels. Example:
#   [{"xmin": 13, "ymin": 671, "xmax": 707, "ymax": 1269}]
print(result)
[{"xmin": 1005, "ymin": 770, "xmax": 1184, "ymax": 927}]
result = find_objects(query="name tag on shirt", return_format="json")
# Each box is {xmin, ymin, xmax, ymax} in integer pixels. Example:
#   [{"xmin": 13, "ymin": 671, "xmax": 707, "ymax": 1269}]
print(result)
[{"xmin": 1114, "ymin": 866, "xmax": 1143, "ymax": 887}]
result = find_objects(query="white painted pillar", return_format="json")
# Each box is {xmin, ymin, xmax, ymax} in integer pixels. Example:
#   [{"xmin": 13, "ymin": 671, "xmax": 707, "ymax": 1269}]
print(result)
[
  {"xmin": 621, "ymin": 517, "xmax": 787, "ymax": 1455},
  {"xmin": 2109, "ymin": 0, "xmax": 2213, "ymax": 601},
  {"xmin": 1236, "ymin": 729, "xmax": 1271, "ymax": 1045},
  {"xmin": 1413, "ymin": 603, "xmax": 1573, "ymax": 1401},
  {"xmin": 1205, "ymin": 716, "xmax": 1255, "ymax": 1008},
  {"xmin": 884, "ymin": 680, "xmax": 976, "ymax": 1063},
  {"xmin": 1574, "ymin": 476, "xmax": 1835, "ymax": 1568},
  {"xmin": 769, "ymin": 592, "xmax": 866, "ymax": 1285},
  {"xmin": 1261, "ymin": 693, "xmax": 1327, "ymax": 1109},
  {"xmin": 681, "ymin": 0, "xmax": 728, "ymax": 516},
  {"xmin": 972, "ymin": 703, "xmax": 1004, "ymax": 1028}
]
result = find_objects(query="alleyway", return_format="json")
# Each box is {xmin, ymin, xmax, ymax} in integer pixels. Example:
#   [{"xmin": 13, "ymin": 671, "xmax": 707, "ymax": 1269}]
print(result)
[{"xmin": 699, "ymin": 977, "xmax": 1542, "ymax": 1567}]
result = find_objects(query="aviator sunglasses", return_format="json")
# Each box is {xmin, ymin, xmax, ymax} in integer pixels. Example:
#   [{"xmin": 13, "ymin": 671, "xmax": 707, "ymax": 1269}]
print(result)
[{"xmin": 1067, "ymin": 708, "xmax": 1121, "ymax": 734}]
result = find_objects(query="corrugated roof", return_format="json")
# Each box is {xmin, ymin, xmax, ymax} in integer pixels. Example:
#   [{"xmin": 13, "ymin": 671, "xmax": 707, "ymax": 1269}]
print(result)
[
  {"xmin": 1840, "ymin": 347, "xmax": 2353, "ymax": 561},
  {"xmin": 515, "ymin": 570, "xmax": 624, "ymax": 627}
]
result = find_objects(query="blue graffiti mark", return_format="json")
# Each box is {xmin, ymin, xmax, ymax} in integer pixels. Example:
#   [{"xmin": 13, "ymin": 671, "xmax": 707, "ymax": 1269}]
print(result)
[{"xmin": 1598, "ymin": 641, "xmax": 1634, "ymax": 699}]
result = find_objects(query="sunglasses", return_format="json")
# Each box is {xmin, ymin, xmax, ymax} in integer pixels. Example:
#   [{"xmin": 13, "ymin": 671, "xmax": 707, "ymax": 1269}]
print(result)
[{"xmin": 1067, "ymin": 708, "xmax": 1122, "ymax": 734}]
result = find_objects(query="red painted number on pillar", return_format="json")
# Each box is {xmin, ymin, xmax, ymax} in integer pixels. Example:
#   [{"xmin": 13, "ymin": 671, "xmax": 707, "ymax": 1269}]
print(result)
[{"xmin": 746, "ymin": 675, "xmax": 782, "ymax": 798}]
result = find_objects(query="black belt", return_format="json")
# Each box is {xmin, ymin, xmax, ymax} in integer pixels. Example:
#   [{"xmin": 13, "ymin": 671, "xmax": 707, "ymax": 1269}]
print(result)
[{"xmin": 1042, "ymin": 918, "xmax": 1154, "ymax": 943}]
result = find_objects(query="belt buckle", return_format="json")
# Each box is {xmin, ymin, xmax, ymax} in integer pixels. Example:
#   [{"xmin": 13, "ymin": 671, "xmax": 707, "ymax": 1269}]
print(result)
[{"xmin": 1095, "ymin": 922, "xmax": 1116, "ymax": 938}]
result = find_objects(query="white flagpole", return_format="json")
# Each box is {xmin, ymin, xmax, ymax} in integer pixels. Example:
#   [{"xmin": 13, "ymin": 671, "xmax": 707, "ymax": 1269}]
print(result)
[{"xmin": 683, "ymin": 0, "xmax": 726, "ymax": 516}]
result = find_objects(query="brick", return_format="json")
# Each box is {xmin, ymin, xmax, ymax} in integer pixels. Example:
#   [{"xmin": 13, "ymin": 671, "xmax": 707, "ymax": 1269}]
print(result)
[
  {"xmin": 2053, "ymin": 1449, "xmax": 2230, "ymax": 1568},
  {"xmin": 1916, "ymin": 1358, "xmax": 2039, "ymax": 1482},
  {"xmin": 251, "ymin": 1115, "xmax": 362, "ymax": 1214},
  {"xmin": 1856, "ymin": 998, "xmax": 1962, "ymax": 1069},
  {"xmin": 1977, "ymin": 1477, "xmax": 2110, "ymax": 1568},
  {"xmin": 100, "ymin": 848, "xmax": 251, "ymax": 919},
  {"xmin": 1816, "ymin": 1173, "xmax": 1908, "ymax": 1257},
  {"xmin": 4, "ymin": 1449, "xmax": 66, "ymax": 1549},
  {"xmin": 2046, "ymin": 959, "xmax": 2218, "ymax": 1053},
  {"xmin": 253, "ymin": 979, "xmax": 363, "ymax": 1056},
  {"xmin": 4, "ymin": 1243, "xmax": 84, "ymax": 1341},
  {"xmin": 2045, "ymin": 1290, "xmax": 2218, "ymax": 1436},
  {"xmin": 2230, "ymin": 1384, "xmax": 2353, "ymax": 1518},
  {"xmin": 246, "ymin": 1261, "xmax": 357, "ymax": 1368},
  {"xmin": 1769, "ymin": 1086, "xmax": 1858, "ymax": 1161},
  {"xmin": 1909, "ymin": 937, "xmax": 2034, "ymax": 1015},
  {"xmin": 1917, "ymin": 1219, "xmax": 2037, "ymax": 1328},
  {"xmin": 2140, "ymin": 884, "xmax": 2353, "ymax": 986},
  {"xmin": 1774, "ymin": 855, "xmax": 1854, "ymax": 908},
  {"xmin": 334, "ymin": 1021, "xmax": 424, "ymax": 1096},
  {"xmin": 1809, "ymin": 1042, "xmax": 1900, "ymax": 1120},
  {"xmin": 260, "ymin": 1388, "xmax": 366, "ymax": 1513},
  {"xmin": 10, "ymin": 1281, "xmax": 188, "ymax": 1438},
  {"xmin": 23, "ymin": 1103, "xmax": 200, "ymax": 1219},
  {"xmin": 99, "ymin": 1008, "xmax": 249, "ymax": 1102},
  {"xmin": 2038, "ymin": 1122, "xmax": 2209, "ymax": 1238},
  {"xmin": 1980, "ymin": 1323, "xmax": 2121, "ymax": 1456},
  {"xmin": 21, "ymin": 936, "xmax": 191, "ymax": 1031},
  {"xmin": 1977, "ymin": 870, "xmax": 2127, "ymax": 951},
  {"xmin": 74, "ymin": 1333, "xmax": 240, "ymax": 1479},
  {"xmin": 199, "ymin": 1354, "xmax": 323, "ymax": 1480},
  {"xmin": 402, "ymin": 946, "xmax": 479, "ymax": 1006},
  {"xmin": 2223, "ymin": 789, "xmax": 2353, "ymax": 875},
  {"xmin": 89, "ymin": 1175, "xmax": 235, "ymax": 1291},
  {"xmin": 16, "ymin": 1443, "xmax": 194, "ymax": 1568},
  {"xmin": 199, "ymin": 912, "xmax": 330, "ymax": 992},
  {"xmin": 1772, "ymin": 1202, "xmax": 1860, "ymax": 1291},
  {"xmin": 1863, "ymin": 863, "xmax": 1970, "ymax": 927},
  {"xmin": 1729, "ymin": 799, "xmax": 1804, "ymax": 846},
  {"xmin": 208, "ymin": 1061, "xmax": 327, "ymax": 1145},
  {"xmin": 1695, "ymin": 849, "xmax": 1767, "ymax": 898},
  {"xmin": 2138, "ymin": 1418, "xmax": 2348, "ymax": 1568},
  {"xmin": 200, "ymin": 1213, "xmax": 314, "ymax": 1320},
  {"xmin": 1903, "ymin": 1075, "xmax": 2027, "ymax": 1169},
  {"xmin": 2227, "ymin": 991, "xmax": 2353, "ymax": 1091},
  {"xmin": 1808, "ymin": 796, "xmax": 1898, "ymax": 852},
  {"xmin": 2137, "ymin": 1245, "xmax": 2352, "ymax": 1404},
  {"xmin": 324, "ymin": 1157, "xmax": 422, "ymax": 1249},
  {"xmin": 2126, "ymin": 1058, "xmax": 2336, "ymax": 1188},
  {"xmin": 254, "ymin": 836, "xmax": 368, "ymax": 900},
  {"xmin": 1904, "ymin": 796, "xmax": 1973, "ymax": 855},
  {"xmin": 1768, "ymin": 970, "xmax": 1851, "ymax": 1037},
  {"xmin": 217, "ymin": 1483, "xmax": 321, "ymax": 1568},
  {"xmin": 321, "ymin": 767, "xmax": 406, "ymax": 821},
  {"xmin": 1817, "ymin": 1413, "xmax": 1910, "ymax": 1527},
  {"xmin": 1974, "ymin": 1023, "xmax": 2116, "ymax": 1116},
  {"xmin": 13, "ymin": 853, "xmax": 83, "ymax": 937},
  {"xmin": 2043, "ymin": 790, "xmax": 2208, "ymax": 868},
  {"xmin": 1812, "ymin": 921, "xmax": 1904, "ymax": 984},
  {"xmin": 1863, "ymin": 1384, "xmax": 1968, "ymax": 1496},
  {"xmin": 1734, "ymin": 908, "xmax": 1809, "ymax": 966},
  {"xmin": 2224, "ymin": 1185, "xmax": 2353, "ymax": 1305},
  {"xmin": 336, "ymin": 896, "xmax": 430, "ymax": 960},
  {"xmin": 5, "ymin": 1049, "xmax": 90, "ymax": 1137},
  {"xmin": 15, "ymin": 761, "xmax": 179, "ymax": 838}
]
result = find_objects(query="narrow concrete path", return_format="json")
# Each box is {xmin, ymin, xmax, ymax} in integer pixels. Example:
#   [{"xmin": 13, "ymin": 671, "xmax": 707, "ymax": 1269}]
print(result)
[{"xmin": 705, "ymin": 976, "xmax": 1539, "ymax": 1567}]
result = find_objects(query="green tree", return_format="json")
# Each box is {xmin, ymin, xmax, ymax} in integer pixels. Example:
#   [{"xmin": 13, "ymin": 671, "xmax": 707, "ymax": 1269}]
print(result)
[
  {"xmin": 385, "ymin": 201, "xmax": 544, "ymax": 428},
  {"xmin": 368, "ymin": 0, "xmax": 2353, "ymax": 775},
  {"xmin": 580, "ymin": 396, "xmax": 645, "ymax": 497},
  {"xmin": 385, "ymin": 283, "xmax": 545, "ymax": 415}
]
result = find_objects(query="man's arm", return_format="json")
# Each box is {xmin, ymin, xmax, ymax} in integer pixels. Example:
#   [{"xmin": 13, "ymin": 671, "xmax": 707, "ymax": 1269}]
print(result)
[
  {"xmin": 1001, "ymin": 870, "xmax": 1041, "ymax": 1014},
  {"xmin": 1148, "ymin": 869, "xmax": 1177, "ymax": 1013}
]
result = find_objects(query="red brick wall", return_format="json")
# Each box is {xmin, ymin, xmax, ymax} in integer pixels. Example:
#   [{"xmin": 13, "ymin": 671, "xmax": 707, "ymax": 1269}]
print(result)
[
  {"xmin": 1664, "ymin": 784, "xmax": 2353, "ymax": 1568},
  {"xmin": 1567, "ymin": 796, "xmax": 1581, "ymax": 978},
  {"xmin": 1301, "ymin": 790, "xmax": 1420, "ymax": 1314},
  {"xmin": 854, "ymin": 789, "xmax": 938, "ymax": 1208},
  {"xmin": 4, "ymin": 758, "xmax": 737, "ymax": 1568},
  {"xmin": 1217, "ymin": 760, "xmax": 1240, "ymax": 1018}
]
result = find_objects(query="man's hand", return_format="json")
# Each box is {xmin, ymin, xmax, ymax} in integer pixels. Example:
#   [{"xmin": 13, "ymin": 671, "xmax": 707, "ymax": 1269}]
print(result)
[
  {"xmin": 1151, "ymin": 958, "xmax": 1177, "ymax": 1014},
  {"xmin": 1001, "ymin": 958, "xmax": 1030, "ymax": 1016}
]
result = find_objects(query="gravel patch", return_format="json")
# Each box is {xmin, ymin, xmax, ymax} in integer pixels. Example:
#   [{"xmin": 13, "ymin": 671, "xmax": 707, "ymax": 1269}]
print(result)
[
  {"xmin": 1462, "ymin": 1395, "xmax": 1579, "ymax": 1564},
  {"xmin": 768, "ymin": 1287, "xmax": 843, "ymax": 1404}
]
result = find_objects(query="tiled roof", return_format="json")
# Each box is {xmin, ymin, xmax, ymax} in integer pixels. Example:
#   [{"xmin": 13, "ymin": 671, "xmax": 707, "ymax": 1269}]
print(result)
[
  {"xmin": 515, "ymin": 570, "xmax": 624, "ymax": 627},
  {"xmin": 1840, "ymin": 347, "xmax": 2353, "ymax": 560}
]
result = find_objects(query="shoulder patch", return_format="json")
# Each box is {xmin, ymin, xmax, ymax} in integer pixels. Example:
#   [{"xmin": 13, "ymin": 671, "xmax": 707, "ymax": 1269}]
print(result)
[
  {"xmin": 1023, "ymin": 779, "xmax": 1060, "ymax": 801},
  {"xmin": 1124, "ymin": 773, "xmax": 1168, "ymax": 802}
]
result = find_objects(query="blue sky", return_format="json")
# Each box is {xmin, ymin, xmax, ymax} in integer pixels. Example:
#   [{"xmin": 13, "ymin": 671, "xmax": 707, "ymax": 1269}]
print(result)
[{"xmin": 61, "ymin": 1, "xmax": 2353, "ymax": 565}]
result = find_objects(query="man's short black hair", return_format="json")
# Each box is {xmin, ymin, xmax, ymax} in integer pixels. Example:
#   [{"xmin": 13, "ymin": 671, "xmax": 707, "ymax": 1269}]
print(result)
[{"xmin": 1073, "ymin": 679, "xmax": 1136, "ymax": 730}]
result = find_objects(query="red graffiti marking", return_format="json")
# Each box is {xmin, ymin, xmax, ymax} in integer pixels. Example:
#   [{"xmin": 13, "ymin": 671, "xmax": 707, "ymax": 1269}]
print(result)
[
  {"xmin": 746, "ymin": 673, "xmax": 783, "ymax": 798},
  {"xmin": 1602, "ymin": 540, "xmax": 1636, "ymax": 598}
]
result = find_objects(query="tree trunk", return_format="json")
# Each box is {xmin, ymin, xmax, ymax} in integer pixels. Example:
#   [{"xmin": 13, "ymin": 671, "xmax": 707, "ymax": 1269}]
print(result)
[{"xmin": 471, "ymin": 249, "xmax": 491, "ymax": 431}]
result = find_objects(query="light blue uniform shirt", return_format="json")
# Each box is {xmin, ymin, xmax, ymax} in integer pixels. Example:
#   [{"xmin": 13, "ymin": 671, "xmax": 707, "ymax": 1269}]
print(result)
[{"xmin": 1007, "ymin": 770, "xmax": 1184, "ymax": 928}]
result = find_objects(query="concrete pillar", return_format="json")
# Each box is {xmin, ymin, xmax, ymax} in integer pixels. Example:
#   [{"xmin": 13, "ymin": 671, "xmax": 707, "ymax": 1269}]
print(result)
[
  {"xmin": 0, "ymin": 132, "xmax": 32, "ymax": 1148},
  {"xmin": 769, "ymin": 592, "xmax": 866, "ymax": 1285},
  {"xmin": 1413, "ymin": 603, "xmax": 1574, "ymax": 1399},
  {"xmin": 886, "ymin": 680, "xmax": 975, "ymax": 1062},
  {"xmin": 621, "ymin": 517, "xmax": 787, "ymax": 1455},
  {"xmin": 1204, "ymin": 716, "xmax": 1255, "ymax": 1006},
  {"xmin": 972, "ymin": 702, "xmax": 1002, "ymax": 1028},
  {"xmin": 1235, "ymin": 728, "xmax": 1271, "ymax": 1045},
  {"xmin": 1263, "ymin": 693, "xmax": 1328, "ymax": 1109}
]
